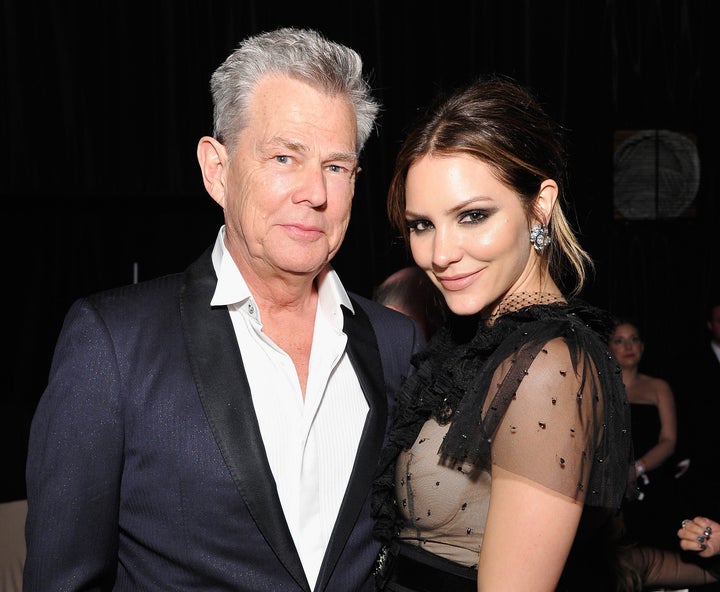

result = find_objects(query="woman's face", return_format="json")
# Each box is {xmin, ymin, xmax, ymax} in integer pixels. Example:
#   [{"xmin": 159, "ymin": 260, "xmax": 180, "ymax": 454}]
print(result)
[
  {"xmin": 609, "ymin": 323, "xmax": 644, "ymax": 368},
  {"xmin": 404, "ymin": 154, "xmax": 543, "ymax": 316}
]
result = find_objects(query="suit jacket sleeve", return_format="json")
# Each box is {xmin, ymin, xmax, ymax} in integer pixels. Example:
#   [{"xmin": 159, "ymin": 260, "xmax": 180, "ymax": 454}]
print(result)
[{"xmin": 25, "ymin": 296, "xmax": 125, "ymax": 590}]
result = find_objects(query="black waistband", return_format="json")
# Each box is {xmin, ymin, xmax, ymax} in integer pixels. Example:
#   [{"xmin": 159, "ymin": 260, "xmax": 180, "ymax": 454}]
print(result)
[{"xmin": 381, "ymin": 542, "xmax": 477, "ymax": 592}]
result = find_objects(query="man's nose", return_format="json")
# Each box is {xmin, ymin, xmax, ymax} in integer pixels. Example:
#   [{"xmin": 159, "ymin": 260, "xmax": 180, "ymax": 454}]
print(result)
[{"xmin": 292, "ymin": 165, "xmax": 329, "ymax": 207}]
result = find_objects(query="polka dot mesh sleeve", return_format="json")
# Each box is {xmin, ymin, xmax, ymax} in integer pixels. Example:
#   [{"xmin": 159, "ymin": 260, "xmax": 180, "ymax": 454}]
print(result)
[
  {"xmin": 438, "ymin": 316, "xmax": 632, "ymax": 509},
  {"xmin": 485, "ymin": 336, "xmax": 601, "ymax": 503}
]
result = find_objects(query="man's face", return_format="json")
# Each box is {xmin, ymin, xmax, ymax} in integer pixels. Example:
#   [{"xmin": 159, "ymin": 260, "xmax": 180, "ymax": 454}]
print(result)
[{"xmin": 222, "ymin": 75, "xmax": 358, "ymax": 283}]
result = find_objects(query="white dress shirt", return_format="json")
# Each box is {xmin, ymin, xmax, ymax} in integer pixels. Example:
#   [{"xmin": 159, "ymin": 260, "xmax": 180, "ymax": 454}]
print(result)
[
  {"xmin": 711, "ymin": 340, "xmax": 720, "ymax": 365},
  {"xmin": 209, "ymin": 227, "xmax": 369, "ymax": 589}
]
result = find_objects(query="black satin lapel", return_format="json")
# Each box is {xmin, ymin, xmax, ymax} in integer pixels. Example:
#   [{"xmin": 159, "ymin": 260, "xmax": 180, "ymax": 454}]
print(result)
[
  {"xmin": 315, "ymin": 301, "xmax": 387, "ymax": 589},
  {"xmin": 180, "ymin": 248, "xmax": 309, "ymax": 591}
]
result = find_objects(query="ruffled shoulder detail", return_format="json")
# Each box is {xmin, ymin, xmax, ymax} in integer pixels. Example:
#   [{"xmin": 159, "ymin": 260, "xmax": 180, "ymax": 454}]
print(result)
[{"xmin": 371, "ymin": 298, "xmax": 632, "ymax": 545}]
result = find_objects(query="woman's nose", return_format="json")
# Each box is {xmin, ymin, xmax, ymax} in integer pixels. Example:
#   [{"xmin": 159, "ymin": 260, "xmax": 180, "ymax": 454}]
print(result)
[{"xmin": 432, "ymin": 228, "xmax": 462, "ymax": 268}]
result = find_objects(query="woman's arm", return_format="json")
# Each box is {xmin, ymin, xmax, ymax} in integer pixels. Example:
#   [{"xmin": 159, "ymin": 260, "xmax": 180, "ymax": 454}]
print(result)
[
  {"xmin": 476, "ymin": 336, "xmax": 597, "ymax": 591},
  {"xmin": 636, "ymin": 378, "xmax": 677, "ymax": 473},
  {"xmin": 477, "ymin": 465, "xmax": 582, "ymax": 591}
]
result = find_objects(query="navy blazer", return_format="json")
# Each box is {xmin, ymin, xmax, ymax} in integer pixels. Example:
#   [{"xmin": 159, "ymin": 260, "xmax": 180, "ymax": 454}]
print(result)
[{"xmin": 24, "ymin": 246, "xmax": 425, "ymax": 591}]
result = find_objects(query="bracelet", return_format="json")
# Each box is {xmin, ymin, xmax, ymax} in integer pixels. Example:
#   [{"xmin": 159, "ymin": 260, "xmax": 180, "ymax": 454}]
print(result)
[{"xmin": 635, "ymin": 461, "xmax": 646, "ymax": 476}]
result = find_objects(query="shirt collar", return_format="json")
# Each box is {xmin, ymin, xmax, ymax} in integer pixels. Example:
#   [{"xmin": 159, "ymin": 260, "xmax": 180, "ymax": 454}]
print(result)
[{"xmin": 209, "ymin": 226, "xmax": 354, "ymax": 322}]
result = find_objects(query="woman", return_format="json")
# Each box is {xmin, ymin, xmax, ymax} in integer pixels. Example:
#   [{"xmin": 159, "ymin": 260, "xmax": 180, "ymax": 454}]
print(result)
[
  {"xmin": 609, "ymin": 319, "xmax": 680, "ymax": 550},
  {"xmin": 371, "ymin": 75, "xmax": 634, "ymax": 591}
]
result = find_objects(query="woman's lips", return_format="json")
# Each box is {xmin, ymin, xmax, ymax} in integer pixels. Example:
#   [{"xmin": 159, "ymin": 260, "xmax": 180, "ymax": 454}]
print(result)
[{"xmin": 436, "ymin": 271, "xmax": 480, "ymax": 291}]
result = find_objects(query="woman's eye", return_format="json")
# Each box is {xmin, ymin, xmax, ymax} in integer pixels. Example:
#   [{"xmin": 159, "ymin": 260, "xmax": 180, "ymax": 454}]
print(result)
[
  {"xmin": 407, "ymin": 219, "xmax": 432, "ymax": 233},
  {"xmin": 459, "ymin": 210, "xmax": 487, "ymax": 224}
]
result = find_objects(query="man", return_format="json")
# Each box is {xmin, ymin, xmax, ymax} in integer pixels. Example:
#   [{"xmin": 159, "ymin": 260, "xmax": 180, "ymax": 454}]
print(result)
[{"xmin": 24, "ymin": 28, "xmax": 425, "ymax": 591}]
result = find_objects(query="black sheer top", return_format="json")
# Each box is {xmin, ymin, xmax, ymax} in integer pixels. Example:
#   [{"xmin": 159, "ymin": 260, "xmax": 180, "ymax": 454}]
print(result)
[{"xmin": 372, "ymin": 295, "xmax": 634, "ymax": 555}]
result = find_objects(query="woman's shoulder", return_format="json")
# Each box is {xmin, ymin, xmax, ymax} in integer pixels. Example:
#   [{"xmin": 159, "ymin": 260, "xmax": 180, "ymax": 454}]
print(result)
[
  {"xmin": 637, "ymin": 373, "xmax": 674, "ymax": 399},
  {"xmin": 500, "ymin": 299, "xmax": 613, "ymax": 357}
]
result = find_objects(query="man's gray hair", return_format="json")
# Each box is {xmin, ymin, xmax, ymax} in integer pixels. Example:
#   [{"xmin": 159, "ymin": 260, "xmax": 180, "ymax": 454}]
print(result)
[{"xmin": 210, "ymin": 27, "xmax": 380, "ymax": 154}]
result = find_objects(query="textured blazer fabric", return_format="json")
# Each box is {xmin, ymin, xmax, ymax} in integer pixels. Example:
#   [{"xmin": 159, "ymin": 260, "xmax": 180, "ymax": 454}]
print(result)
[{"xmin": 24, "ymin": 246, "xmax": 425, "ymax": 592}]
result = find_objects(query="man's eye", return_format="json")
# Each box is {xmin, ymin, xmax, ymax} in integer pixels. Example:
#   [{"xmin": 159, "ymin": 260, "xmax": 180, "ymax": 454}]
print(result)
[{"xmin": 275, "ymin": 155, "xmax": 290, "ymax": 164}]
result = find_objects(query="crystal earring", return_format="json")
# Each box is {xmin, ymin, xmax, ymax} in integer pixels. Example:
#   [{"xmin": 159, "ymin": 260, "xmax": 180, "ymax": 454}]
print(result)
[{"xmin": 529, "ymin": 224, "xmax": 551, "ymax": 253}]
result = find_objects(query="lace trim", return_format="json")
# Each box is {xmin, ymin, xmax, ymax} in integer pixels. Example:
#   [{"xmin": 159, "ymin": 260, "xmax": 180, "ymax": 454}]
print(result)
[{"xmin": 486, "ymin": 291, "xmax": 565, "ymax": 324}]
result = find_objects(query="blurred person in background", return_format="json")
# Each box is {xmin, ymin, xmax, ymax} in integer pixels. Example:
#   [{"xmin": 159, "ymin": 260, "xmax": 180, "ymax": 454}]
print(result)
[
  {"xmin": 374, "ymin": 265, "xmax": 448, "ymax": 341},
  {"xmin": 609, "ymin": 317, "xmax": 683, "ymax": 552}
]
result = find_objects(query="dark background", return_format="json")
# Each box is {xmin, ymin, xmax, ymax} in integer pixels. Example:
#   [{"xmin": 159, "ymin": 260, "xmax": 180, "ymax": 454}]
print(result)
[{"xmin": 2, "ymin": 0, "xmax": 718, "ymax": 501}]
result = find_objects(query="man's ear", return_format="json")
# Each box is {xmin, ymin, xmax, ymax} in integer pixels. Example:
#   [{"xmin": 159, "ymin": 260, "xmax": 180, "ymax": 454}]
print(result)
[
  {"xmin": 536, "ymin": 179, "xmax": 559, "ymax": 224},
  {"xmin": 197, "ymin": 136, "xmax": 227, "ymax": 207}
]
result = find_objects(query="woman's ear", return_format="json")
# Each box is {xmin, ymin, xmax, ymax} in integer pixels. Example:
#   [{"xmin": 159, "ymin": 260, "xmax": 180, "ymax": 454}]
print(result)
[
  {"xmin": 197, "ymin": 136, "xmax": 228, "ymax": 207},
  {"xmin": 535, "ymin": 179, "xmax": 559, "ymax": 225}
]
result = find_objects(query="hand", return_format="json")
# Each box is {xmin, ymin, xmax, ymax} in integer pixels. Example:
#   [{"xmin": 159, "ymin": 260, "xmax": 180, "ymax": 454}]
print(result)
[{"xmin": 678, "ymin": 517, "xmax": 720, "ymax": 558}]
